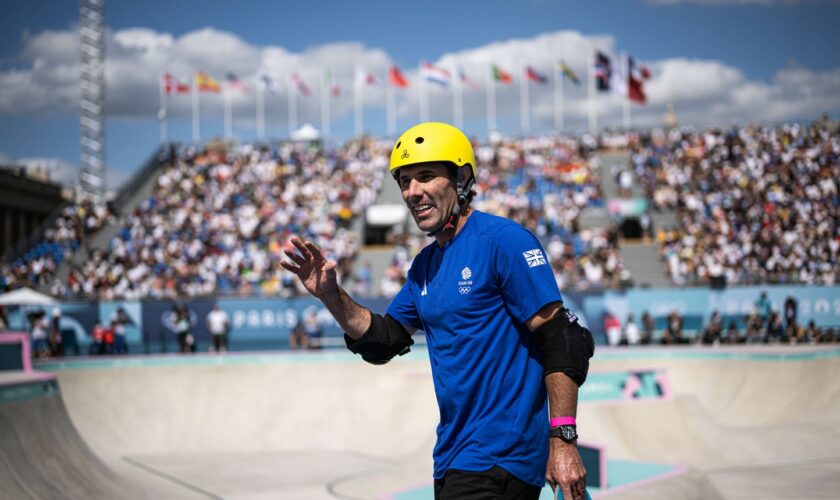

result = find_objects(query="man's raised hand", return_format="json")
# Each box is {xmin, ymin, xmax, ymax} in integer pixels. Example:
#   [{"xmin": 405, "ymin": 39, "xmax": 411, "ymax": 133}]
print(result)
[{"xmin": 280, "ymin": 237, "xmax": 338, "ymax": 299}]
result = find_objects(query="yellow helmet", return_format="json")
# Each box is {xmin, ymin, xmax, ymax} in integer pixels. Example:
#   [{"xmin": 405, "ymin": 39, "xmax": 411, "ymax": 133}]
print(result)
[{"xmin": 389, "ymin": 122, "xmax": 476, "ymax": 178}]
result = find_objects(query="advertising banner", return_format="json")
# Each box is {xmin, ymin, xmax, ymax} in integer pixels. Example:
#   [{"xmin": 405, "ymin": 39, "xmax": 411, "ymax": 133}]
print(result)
[
  {"xmin": 580, "ymin": 369, "xmax": 671, "ymax": 403},
  {"xmin": 98, "ymin": 301, "xmax": 143, "ymax": 344}
]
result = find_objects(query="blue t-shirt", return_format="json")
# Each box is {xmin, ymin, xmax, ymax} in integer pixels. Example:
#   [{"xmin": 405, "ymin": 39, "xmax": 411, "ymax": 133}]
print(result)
[{"xmin": 387, "ymin": 211, "xmax": 563, "ymax": 487}]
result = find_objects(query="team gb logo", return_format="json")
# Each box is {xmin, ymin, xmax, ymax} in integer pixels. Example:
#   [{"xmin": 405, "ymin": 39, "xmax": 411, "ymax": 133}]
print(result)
[{"xmin": 458, "ymin": 267, "xmax": 473, "ymax": 295}]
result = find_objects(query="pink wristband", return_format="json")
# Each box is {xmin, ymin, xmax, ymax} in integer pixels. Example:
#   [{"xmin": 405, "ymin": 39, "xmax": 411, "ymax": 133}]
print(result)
[{"xmin": 550, "ymin": 416, "xmax": 576, "ymax": 427}]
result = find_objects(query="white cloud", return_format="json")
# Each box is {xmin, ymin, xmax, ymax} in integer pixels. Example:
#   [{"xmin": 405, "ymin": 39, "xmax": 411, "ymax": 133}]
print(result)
[{"xmin": 0, "ymin": 26, "xmax": 838, "ymax": 135}]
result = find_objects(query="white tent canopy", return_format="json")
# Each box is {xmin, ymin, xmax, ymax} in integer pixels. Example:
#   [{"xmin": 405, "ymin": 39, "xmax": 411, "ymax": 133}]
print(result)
[
  {"xmin": 366, "ymin": 204, "xmax": 408, "ymax": 226},
  {"xmin": 291, "ymin": 123, "xmax": 321, "ymax": 142},
  {"xmin": 0, "ymin": 287, "xmax": 57, "ymax": 306}
]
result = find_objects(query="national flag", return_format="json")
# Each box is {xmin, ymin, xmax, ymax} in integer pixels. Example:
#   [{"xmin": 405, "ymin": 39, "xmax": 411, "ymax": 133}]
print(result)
[
  {"xmin": 389, "ymin": 65, "xmax": 409, "ymax": 88},
  {"xmin": 259, "ymin": 74, "xmax": 279, "ymax": 95},
  {"xmin": 421, "ymin": 62, "xmax": 450, "ymax": 87},
  {"xmin": 325, "ymin": 70, "xmax": 340, "ymax": 97},
  {"xmin": 162, "ymin": 73, "xmax": 190, "ymax": 94},
  {"xmin": 525, "ymin": 66, "xmax": 548, "ymax": 84},
  {"xmin": 195, "ymin": 71, "xmax": 221, "ymax": 93},
  {"xmin": 523, "ymin": 249, "xmax": 547, "ymax": 268},
  {"xmin": 458, "ymin": 67, "xmax": 480, "ymax": 90},
  {"xmin": 291, "ymin": 73, "xmax": 311, "ymax": 96},
  {"xmin": 558, "ymin": 61, "xmax": 580, "ymax": 85},
  {"xmin": 594, "ymin": 52, "xmax": 611, "ymax": 92},
  {"xmin": 628, "ymin": 56, "xmax": 651, "ymax": 104},
  {"xmin": 492, "ymin": 65, "xmax": 513, "ymax": 85},
  {"xmin": 225, "ymin": 72, "xmax": 248, "ymax": 93},
  {"xmin": 356, "ymin": 69, "xmax": 379, "ymax": 88},
  {"xmin": 610, "ymin": 55, "xmax": 628, "ymax": 97}
]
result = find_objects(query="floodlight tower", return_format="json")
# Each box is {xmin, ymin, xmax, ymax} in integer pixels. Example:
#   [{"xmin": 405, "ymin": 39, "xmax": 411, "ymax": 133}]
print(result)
[{"xmin": 78, "ymin": 0, "xmax": 107, "ymax": 202}]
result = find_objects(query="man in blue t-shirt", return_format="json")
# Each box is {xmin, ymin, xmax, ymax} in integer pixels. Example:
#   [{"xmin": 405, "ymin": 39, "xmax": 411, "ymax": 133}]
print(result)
[{"xmin": 283, "ymin": 122, "xmax": 594, "ymax": 500}]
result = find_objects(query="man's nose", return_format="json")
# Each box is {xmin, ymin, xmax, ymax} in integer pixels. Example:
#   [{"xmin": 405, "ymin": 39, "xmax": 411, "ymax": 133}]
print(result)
[{"xmin": 404, "ymin": 178, "xmax": 422, "ymax": 199}]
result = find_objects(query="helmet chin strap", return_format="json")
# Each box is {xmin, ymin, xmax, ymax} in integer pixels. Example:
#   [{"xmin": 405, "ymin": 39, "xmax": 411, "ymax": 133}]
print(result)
[{"xmin": 426, "ymin": 167, "xmax": 474, "ymax": 238}]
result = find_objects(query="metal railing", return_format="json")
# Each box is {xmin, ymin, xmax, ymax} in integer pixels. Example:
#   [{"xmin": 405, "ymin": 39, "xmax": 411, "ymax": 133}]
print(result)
[
  {"xmin": 112, "ymin": 143, "xmax": 178, "ymax": 212},
  {"xmin": 3, "ymin": 143, "xmax": 177, "ymax": 265}
]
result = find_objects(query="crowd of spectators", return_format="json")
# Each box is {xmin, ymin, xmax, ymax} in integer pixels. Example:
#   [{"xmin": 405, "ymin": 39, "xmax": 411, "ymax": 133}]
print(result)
[
  {"xmin": 607, "ymin": 292, "xmax": 839, "ymax": 347},
  {"xmin": 50, "ymin": 139, "xmax": 387, "ymax": 300},
  {"xmin": 0, "ymin": 201, "xmax": 113, "ymax": 293},
  {"xmin": 379, "ymin": 135, "xmax": 626, "ymax": 296},
  {"xmin": 628, "ymin": 118, "xmax": 839, "ymax": 287},
  {"xmin": 4, "ymin": 119, "xmax": 838, "ymax": 300}
]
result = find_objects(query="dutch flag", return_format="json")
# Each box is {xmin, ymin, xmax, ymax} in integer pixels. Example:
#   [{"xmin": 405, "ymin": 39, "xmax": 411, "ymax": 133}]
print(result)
[{"xmin": 421, "ymin": 63, "xmax": 451, "ymax": 87}]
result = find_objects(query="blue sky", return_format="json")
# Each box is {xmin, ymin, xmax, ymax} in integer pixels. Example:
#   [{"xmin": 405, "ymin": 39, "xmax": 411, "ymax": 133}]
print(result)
[{"xmin": 1, "ymin": 0, "xmax": 839, "ymax": 188}]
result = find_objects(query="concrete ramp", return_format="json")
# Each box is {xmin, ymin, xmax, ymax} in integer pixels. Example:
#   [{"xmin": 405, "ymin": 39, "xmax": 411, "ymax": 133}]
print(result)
[
  {"xmin": 48, "ymin": 354, "xmax": 439, "ymax": 499},
  {"xmin": 0, "ymin": 374, "xmax": 149, "ymax": 500},
  {"xmin": 582, "ymin": 348, "xmax": 840, "ymax": 499},
  {"xmin": 20, "ymin": 346, "xmax": 840, "ymax": 499}
]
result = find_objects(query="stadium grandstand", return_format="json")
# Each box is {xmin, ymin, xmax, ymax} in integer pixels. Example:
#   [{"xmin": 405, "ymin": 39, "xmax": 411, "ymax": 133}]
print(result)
[{"xmin": 2, "ymin": 119, "xmax": 838, "ymax": 349}]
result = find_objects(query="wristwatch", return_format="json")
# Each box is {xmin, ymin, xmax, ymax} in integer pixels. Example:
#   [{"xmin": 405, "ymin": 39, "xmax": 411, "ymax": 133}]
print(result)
[{"xmin": 549, "ymin": 425, "xmax": 578, "ymax": 443}]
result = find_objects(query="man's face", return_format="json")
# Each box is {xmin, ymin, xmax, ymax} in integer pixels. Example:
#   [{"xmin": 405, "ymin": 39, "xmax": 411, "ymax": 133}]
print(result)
[{"xmin": 397, "ymin": 163, "xmax": 457, "ymax": 233}]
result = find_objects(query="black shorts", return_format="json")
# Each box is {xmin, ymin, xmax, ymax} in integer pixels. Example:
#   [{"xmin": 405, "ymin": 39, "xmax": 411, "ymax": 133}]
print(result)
[{"xmin": 434, "ymin": 466, "xmax": 541, "ymax": 500}]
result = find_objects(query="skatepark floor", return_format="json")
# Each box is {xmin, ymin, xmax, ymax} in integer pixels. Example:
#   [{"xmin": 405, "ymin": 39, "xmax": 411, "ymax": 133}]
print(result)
[{"xmin": 3, "ymin": 345, "xmax": 840, "ymax": 499}]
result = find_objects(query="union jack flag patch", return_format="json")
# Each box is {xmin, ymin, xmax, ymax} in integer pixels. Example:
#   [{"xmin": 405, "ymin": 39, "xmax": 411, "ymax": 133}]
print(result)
[{"xmin": 523, "ymin": 249, "xmax": 547, "ymax": 268}]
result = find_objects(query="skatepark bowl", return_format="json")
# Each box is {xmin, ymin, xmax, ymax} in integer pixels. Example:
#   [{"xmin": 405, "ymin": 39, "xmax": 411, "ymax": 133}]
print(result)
[{"xmin": 2, "ymin": 345, "xmax": 840, "ymax": 499}]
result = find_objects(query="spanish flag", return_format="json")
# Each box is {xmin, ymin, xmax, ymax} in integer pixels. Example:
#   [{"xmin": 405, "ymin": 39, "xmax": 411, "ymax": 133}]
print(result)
[{"xmin": 195, "ymin": 71, "xmax": 221, "ymax": 93}]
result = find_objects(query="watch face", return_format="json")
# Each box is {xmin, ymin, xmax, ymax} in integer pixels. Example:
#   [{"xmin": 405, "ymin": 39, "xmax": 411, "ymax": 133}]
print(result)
[
  {"xmin": 560, "ymin": 425, "xmax": 577, "ymax": 441},
  {"xmin": 551, "ymin": 425, "xmax": 578, "ymax": 442}
]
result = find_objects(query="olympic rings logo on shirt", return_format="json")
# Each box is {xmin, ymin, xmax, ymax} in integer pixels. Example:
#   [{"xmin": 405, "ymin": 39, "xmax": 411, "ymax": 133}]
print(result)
[{"xmin": 459, "ymin": 286, "xmax": 471, "ymax": 295}]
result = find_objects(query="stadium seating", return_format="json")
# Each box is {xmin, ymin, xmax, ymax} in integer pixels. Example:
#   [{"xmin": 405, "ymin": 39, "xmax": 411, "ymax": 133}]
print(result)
[{"xmin": 628, "ymin": 121, "xmax": 839, "ymax": 287}]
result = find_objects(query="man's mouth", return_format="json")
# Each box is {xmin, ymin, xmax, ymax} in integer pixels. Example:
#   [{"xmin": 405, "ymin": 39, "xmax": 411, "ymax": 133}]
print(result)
[{"xmin": 413, "ymin": 204, "xmax": 434, "ymax": 217}]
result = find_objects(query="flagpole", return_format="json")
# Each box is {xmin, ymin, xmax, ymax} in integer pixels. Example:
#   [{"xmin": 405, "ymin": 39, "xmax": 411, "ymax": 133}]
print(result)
[
  {"xmin": 320, "ymin": 71, "xmax": 328, "ymax": 140},
  {"xmin": 223, "ymin": 88, "xmax": 232, "ymax": 139},
  {"xmin": 588, "ymin": 52, "xmax": 597, "ymax": 136},
  {"xmin": 192, "ymin": 74, "xmax": 200, "ymax": 143},
  {"xmin": 419, "ymin": 64, "xmax": 428, "ymax": 122},
  {"xmin": 288, "ymin": 78, "xmax": 296, "ymax": 137},
  {"xmin": 454, "ymin": 68, "xmax": 463, "ymax": 130},
  {"xmin": 353, "ymin": 68, "xmax": 360, "ymax": 138},
  {"xmin": 486, "ymin": 65, "xmax": 496, "ymax": 134},
  {"xmin": 622, "ymin": 53, "xmax": 631, "ymax": 131},
  {"xmin": 386, "ymin": 78, "xmax": 395, "ymax": 137},
  {"xmin": 520, "ymin": 66, "xmax": 529, "ymax": 136},
  {"xmin": 553, "ymin": 64, "xmax": 561, "ymax": 134},
  {"xmin": 256, "ymin": 77, "xmax": 265, "ymax": 140},
  {"xmin": 159, "ymin": 74, "xmax": 167, "ymax": 144}
]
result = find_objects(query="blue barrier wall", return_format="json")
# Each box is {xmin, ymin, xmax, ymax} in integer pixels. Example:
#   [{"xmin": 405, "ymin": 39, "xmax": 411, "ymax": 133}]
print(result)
[{"xmin": 5, "ymin": 285, "xmax": 838, "ymax": 351}]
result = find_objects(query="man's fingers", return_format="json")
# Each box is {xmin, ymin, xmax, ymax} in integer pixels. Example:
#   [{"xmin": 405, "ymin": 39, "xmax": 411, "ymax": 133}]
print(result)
[
  {"xmin": 291, "ymin": 238, "xmax": 312, "ymax": 258},
  {"xmin": 283, "ymin": 249, "xmax": 306, "ymax": 265},
  {"xmin": 280, "ymin": 261, "xmax": 300, "ymax": 274},
  {"xmin": 560, "ymin": 484, "xmax": 573, "ymax": 500},
  {"xmin": 577, "ymin": 476, "xmax": 587, "ymax": 496},
  {"xmin": 304, "ymin": 240, "xmax": 325, "ymax": 263},
  {"xmin": 571, "ymin": 478, "xmax": 587, "ymax": 500}
]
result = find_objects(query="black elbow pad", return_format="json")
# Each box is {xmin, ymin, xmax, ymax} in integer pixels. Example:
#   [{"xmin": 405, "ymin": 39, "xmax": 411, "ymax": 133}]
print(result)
[
  {"xmin": 344, "ymin": 313, "xmax": 414, "ymax": 365},
  {"xmin": 533, "ymin": 308, "xmax": 595, "ymax": 386}
]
